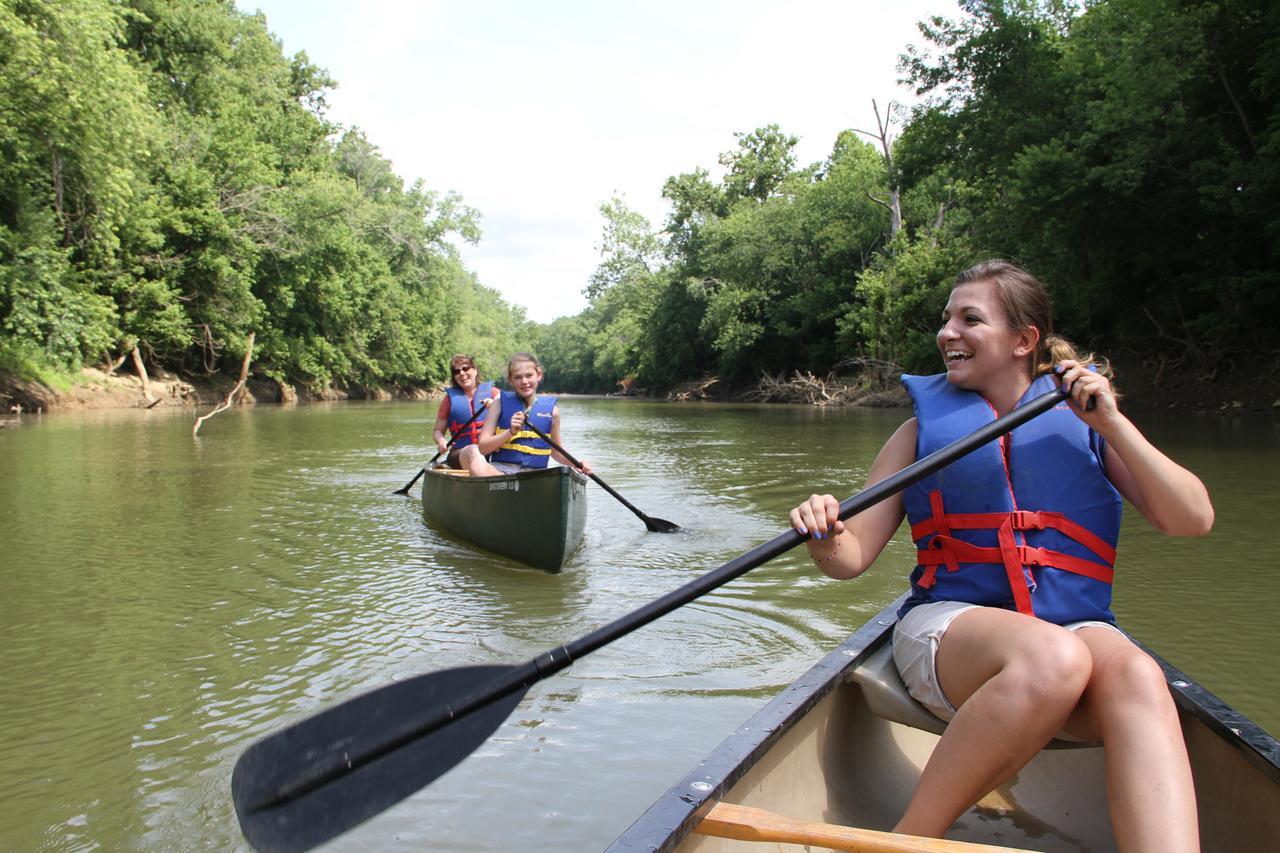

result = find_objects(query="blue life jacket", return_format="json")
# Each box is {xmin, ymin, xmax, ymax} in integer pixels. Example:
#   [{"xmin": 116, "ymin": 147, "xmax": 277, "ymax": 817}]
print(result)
[
  {"xmin": 491, "ymin": 392, "xmax": 556, "ymax": 469},
  {"xmin": 899, "ymin": 373, "xmax": 1122, "ymax": 625},
  {"xmin": 446, "ymin": 382, "xmax": 495, "ymax": 448}
]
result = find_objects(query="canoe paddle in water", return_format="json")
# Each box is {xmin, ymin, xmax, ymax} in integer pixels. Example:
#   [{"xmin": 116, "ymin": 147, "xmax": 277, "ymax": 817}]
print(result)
[
  {"xmin": 392, "ymin": 401, "xmax": 489, "ymax": 495},
  {"xmin": 520, "ymin": 418, "xmax": 680, "ymax": 533},
  {"xmin": 232, "ymin": 386, "xmax": 1072, "ymax": 853}
]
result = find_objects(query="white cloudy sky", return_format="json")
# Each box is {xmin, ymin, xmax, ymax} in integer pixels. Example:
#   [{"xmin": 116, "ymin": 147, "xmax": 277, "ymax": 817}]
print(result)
[{"xmin": 237, "ymin": 0, "xmax": 952, "ymax": 323}]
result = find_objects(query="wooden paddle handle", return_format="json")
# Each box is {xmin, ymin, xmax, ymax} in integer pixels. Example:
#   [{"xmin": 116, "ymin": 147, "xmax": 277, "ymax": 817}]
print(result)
[{"xmin": 694, "ymin": 802, "xmax": 1034, "ymax": 853}]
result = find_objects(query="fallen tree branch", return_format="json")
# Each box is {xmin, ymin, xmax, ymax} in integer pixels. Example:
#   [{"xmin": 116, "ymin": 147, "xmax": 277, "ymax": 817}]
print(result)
[
  {"xmin": 193, "ymin": 333, "xmax": 255, "ymax": 437},
  {"xmin": 131, "ymin": 346, "xmax": 154, "ymax": 404}
]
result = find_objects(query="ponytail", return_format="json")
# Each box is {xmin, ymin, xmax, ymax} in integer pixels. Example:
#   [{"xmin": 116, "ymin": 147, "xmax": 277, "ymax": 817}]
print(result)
[{"xmin": 1038, "ymin": 334, "xmax": 1114, "ymax": 382}]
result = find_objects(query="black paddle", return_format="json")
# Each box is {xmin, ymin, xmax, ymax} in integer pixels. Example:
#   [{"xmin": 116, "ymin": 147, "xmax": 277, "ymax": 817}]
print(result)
[
  {"xmin": 519, "ymin": 418, "xmax": 680, "ymax": 533},
  {"xmin": 392, "ymin": 401, "xmax": 489, "ymax": 495},
  {"xmin": 232, "ymin": 385, "xmax": 1072, "ymax": 852}
]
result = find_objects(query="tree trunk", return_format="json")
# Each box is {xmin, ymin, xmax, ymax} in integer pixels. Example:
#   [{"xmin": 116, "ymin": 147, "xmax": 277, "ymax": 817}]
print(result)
[{"xmin": 131, "ymin": 346, "xmax": 154, "ymax": 404}]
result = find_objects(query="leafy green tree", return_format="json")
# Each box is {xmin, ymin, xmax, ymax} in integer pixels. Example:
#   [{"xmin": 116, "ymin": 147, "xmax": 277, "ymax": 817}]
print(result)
[
  {"xmin": 719, "ymin": 124, "xmax": 802, "ymax": 205},
  {"xmin": 844, "ymin": 232, "xmax": 975, "ymax": 373},
  {"xmin": 0, "ymin": 0, "xmax": 156, "ymax": 367},
  {"xmin": 898, "ymin": 0, "xmax": 1279, "ymax": 369}
]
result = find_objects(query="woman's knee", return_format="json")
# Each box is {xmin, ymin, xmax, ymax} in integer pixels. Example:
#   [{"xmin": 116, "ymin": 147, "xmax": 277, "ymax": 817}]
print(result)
[
  {"xmin": 1096, "ymin": 648, "xmax": 1172, "ymax": 710},
  {"xmin": 1007, "ymin": 630, "xmax": 1093, "ymax": 701}
]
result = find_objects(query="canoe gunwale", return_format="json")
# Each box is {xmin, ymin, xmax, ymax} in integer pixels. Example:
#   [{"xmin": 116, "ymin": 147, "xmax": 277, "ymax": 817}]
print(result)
[
  {"xmin": 605, "ymin": 596, "xmax": 904, "ymax": 852},
  {"xmin": 1134, "ymin": 637, "xmax": 1280, "ymax": 785},
  {"xmin": 423, "ymin": 464, "xmax": 589, "ymax": 486},
  {"xmin": 608, "ymin": 593, "xmax": 1280, "ymax": 851}
]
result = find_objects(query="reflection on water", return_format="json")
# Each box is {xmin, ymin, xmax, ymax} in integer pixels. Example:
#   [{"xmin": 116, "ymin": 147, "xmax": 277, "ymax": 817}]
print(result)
[{"xmin": 0, "ymin": 400, "xmax": 1275, "ymax": 851}]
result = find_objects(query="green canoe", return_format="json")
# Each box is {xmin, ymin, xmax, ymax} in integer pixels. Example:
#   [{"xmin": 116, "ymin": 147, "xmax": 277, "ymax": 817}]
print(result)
[{"xmin": 422, "ymin": 465, "xmax": 588, "ymax": 572}]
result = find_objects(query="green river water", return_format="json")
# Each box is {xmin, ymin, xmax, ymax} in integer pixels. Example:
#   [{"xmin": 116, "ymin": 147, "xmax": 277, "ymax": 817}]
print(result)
[{"xmin": 0, "ymin": 397, "xmax": 1276, "ymax": 851}]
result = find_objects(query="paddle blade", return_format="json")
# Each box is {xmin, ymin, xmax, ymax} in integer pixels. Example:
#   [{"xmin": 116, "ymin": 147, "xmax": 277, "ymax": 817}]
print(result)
[
  {"xmin": 392, "ymin": 467, "xmax": 426, "ymax": 495},
  {"xmin": 233, "ymin": 664, "xmax": 526, "ymax": 853},
  {"xmin": 644, "ymin": 515, "xmax": 681, "ymax": 533}
]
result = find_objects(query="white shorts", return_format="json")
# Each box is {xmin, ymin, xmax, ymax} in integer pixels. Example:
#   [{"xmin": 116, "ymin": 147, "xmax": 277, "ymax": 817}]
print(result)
[
  {"xmin": 892, "ymin": 600, "xmax": 1124, "ymax": 721},
  {"xmin": 489, "ymin": 460, "xmax": 553, "ymax": 475}
]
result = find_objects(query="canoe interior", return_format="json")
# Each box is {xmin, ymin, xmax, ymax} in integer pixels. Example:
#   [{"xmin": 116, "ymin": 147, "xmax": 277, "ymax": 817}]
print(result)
[
  {"xmin": 421, "ymin": 465, "xmax": 588, "ymax": 572},
  {"xmin": 609, "ymin": 596, "xmax": 1280, "ymax": 853}
]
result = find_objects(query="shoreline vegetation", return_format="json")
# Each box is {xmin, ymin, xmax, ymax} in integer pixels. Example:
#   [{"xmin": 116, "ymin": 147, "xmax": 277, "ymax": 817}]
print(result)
[
  {"xmin": 3, "ymin": 355, "xmax": 1275, "ymax": 419},
  {"xmin": 2, "ymin": 2, "xmax": 1276, "ymax": 424}
]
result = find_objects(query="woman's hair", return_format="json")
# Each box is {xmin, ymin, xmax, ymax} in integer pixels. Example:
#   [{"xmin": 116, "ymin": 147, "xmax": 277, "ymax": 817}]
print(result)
[
  {"xmin": 448, "ymin": 354, "xmax": 478, "ymax": 389},
  {"xmin": 506, "ymin": 351, "xmax": 542, "ymax": 376},
  {"xmin": 953, "ymin": 259, "xmax": 1112, "ymax": 380}
]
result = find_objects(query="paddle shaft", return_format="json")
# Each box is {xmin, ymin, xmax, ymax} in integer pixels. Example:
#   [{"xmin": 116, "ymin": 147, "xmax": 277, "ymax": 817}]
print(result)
[
  {"xmin": 553, "ymin": 386, "xmax": 1070, "ymax": 663},
  {"xmin": 288, "ymin": 386, "xmax": 1067, "ymax": 795},
  {"xmin": 245, "ymin": 386, "xmax": 1070, "ymax": 825},
  {"xmin": 518, "ymin": 417, "xmax": 678, "ymax": 530},
  {"xmin": 394, "ymin": 398, "xmax": 488, "ymax": 494}
]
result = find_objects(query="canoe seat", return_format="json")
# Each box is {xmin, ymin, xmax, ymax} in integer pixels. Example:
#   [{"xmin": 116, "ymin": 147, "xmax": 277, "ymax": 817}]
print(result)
[
  {"xmin": 851, "ymin": 641, "xmax": 948, "ymax": 736},
  {"xmin": 850, "ymin": 640, "xmax": 1095, "ymax": 748}
]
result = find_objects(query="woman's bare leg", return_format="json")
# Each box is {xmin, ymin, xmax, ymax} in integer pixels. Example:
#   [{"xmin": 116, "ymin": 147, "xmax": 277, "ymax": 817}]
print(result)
[
  {"xmin": 455, "ymin": 445, "xmax": 479, "ymax": 469},
  {"xmin": 894, "ymin": 608, "xmax": 1093, "ymax": 837},
  {"xmin": 1063, "ymin": 628, "xmax": 1199, "ymax": 853},
  {"xmin": 462, "ymin": 446, "xmax": 501, "ymax": 476}
]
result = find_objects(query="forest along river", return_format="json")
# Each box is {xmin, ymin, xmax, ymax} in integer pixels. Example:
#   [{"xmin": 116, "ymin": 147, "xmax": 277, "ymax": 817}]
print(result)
[{"xmin": 0, "ymin": 397, "xmax": 1276, "ymax": 851}]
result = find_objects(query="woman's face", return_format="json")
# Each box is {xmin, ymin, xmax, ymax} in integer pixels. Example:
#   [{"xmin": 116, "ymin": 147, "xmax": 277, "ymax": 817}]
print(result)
[
  {"xmin": 507, "ymin": 361, "xmax": 542, "ymax": 401},
  {"xmin": 936, "ymin": 281, "xmax": 1029, "ymax": 390},
  {"xmin": 451, "ymin": 362, "xmax": 478, "ymax": 393}
]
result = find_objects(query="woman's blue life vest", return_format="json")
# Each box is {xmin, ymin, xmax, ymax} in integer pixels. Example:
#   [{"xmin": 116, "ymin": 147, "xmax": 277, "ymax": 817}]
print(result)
[
  {"xmin": 445, "ymin": 381, "xmax": 495, "ymax": 449},
  {"xmin": 491, "ymin": 392, "xmax": 557, "ymax": 469},
  {"xmin": 899, "ymin": 372, "xmax": 1122, "ymax": 625}
]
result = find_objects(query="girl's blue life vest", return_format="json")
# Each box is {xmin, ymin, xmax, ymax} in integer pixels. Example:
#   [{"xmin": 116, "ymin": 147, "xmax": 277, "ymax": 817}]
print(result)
[
  {"xmin": 899, "ymin": 372, "xmax": 1122, "ymax": 625},
  {"xmin": 491, "ymin": 392, "xmax": 557, "ymax": 469},
  {"xmin": 446, "ymin": 382, "xmax": 495, "ymax": 448}
]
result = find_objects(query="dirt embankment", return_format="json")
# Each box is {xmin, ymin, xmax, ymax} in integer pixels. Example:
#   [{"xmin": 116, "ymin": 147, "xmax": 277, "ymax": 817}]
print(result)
[{"xmin": 0, "ymin": 367, "xmax": 436, "ymax": 416}]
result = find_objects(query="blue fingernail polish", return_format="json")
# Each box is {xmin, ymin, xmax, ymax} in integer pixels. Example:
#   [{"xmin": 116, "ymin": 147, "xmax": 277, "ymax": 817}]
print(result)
[
  {"xmin": 1054, "ymin": 365, "xmax": 1064, "ymax": 375},
  {"xmin": 798, "ymin": 526, "xmax": 808, "ymax": 535}
]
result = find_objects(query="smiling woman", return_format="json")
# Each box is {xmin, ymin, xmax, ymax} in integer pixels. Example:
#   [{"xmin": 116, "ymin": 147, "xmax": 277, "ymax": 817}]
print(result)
[
  {"xmin": 788, "ymin": 258, "xmax": 1216, "ymax": 851},
  {"xmin": 939, "ymin": 259, "xmax": 1114, "ymax": 416},
  {"xmin": 433, "ymin": 354, "xmax": 500, "ymax": 469}
]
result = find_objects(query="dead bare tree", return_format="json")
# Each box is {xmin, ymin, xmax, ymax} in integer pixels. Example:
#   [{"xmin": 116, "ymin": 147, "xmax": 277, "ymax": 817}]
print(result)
[
  {"xmin": 131, "ymin": 346, "xmax": 154, "ymax": 405},
  {"xmin": 854, "ymin": 100, "xmax": 902, "ymax": 239},
  {"xmin": 193, "ymin": 333, "xmax": 255, "ymax": 437}
]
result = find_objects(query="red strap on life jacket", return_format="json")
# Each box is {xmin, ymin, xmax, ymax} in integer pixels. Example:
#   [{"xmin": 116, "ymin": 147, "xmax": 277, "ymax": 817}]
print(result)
[
  {"xmin": 914, "ymin": 490, "xmax": 1115, "ymax": 616},
  {"xmin": 450, "ymin": 399, "xmax": 486, "ymax": 444},
  {"xmin": 911, "ymin": 509, "xmax": 1116, "ymax": 564},
  {"xmin": 929, "ymin": 490, "xmax": 960, "ymax": 573}
]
